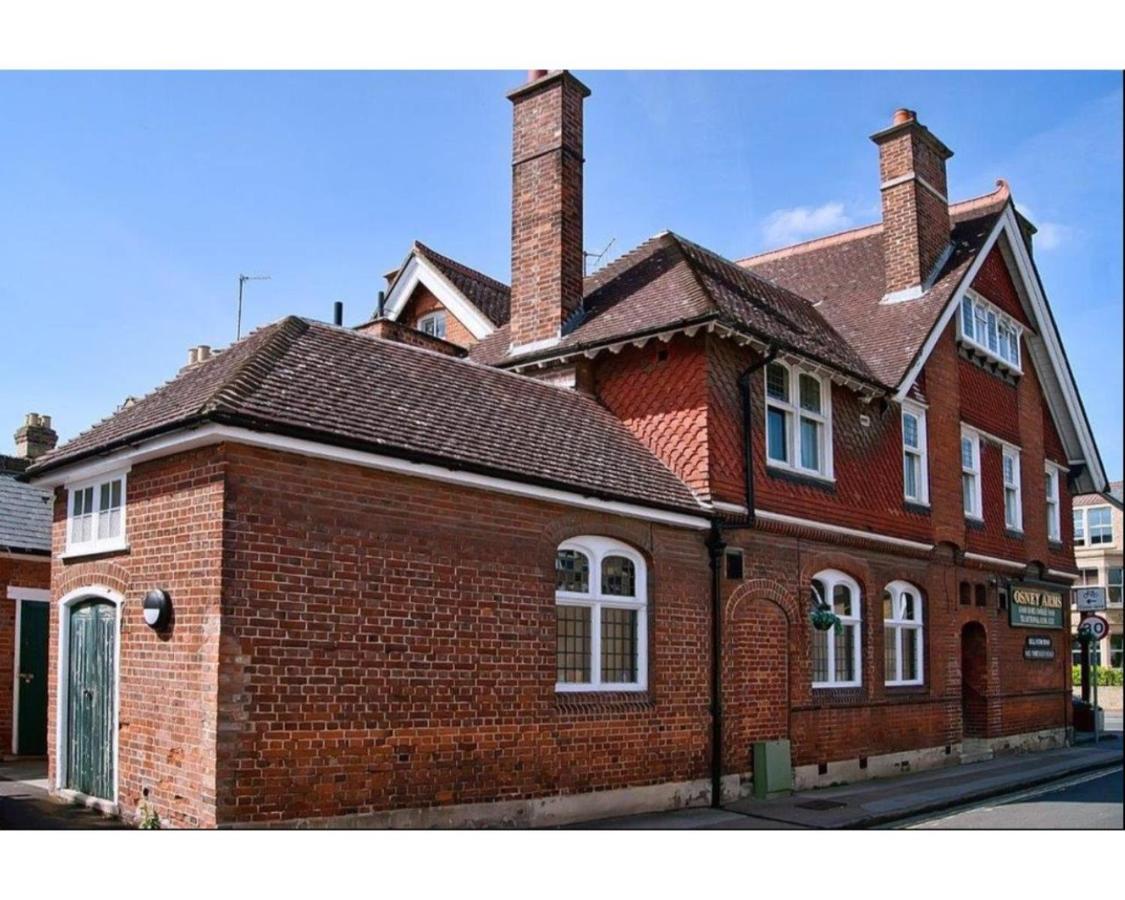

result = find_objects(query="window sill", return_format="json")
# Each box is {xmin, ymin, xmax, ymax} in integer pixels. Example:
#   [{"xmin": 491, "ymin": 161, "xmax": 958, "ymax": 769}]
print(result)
[
  {"xmin": 903, "ymin": 499, "xmax": 931, "ymax": 515},
  {"xmin": 812, "ymin": 682, "xmax": 862, "ymax": 691},
  {"xmin": 555, "ymin": 683, "xmax": 647, "ymax": 694},
  {"xmin": 965, "ymin": 517, "xmax": 985, "ymax": 531},
  {"xmin": 60, "ymin": 540, "xmax": 130, "ymax": 561},
  {"xmin": 885, "ymin": 681, "xmax": 925, "ymax": 689},
  {"xmin": 1004, "ymin": 528, "xmax": 1025, "ymax": 540},
  {"xmin": 765, "ymin": 464, "xmax": 836, "ymax": 490}
]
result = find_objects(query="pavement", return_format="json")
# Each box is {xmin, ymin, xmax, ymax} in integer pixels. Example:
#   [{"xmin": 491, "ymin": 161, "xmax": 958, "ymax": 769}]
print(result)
[
  {"xmin": 579, "ymin": 734, "xmax": 1123, "ymax": 829},
  {"xmin": 0, "ymin": 759, "xmax": 126, "ymax": 829}
]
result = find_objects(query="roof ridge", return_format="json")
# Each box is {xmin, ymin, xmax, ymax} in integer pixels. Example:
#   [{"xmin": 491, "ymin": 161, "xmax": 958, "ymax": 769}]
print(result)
[
  {"xmin": 204, "ymin": 316, "xmax": 310, "ymax": 414},
  {"xmin": 738, "ymin": 181, "xmax": 1012, "ymax": 267}
]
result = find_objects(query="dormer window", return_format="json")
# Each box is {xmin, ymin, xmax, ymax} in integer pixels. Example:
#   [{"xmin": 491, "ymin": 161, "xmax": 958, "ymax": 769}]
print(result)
[
  {"xmin": 958, "ymin": 290, "xmax": 1022, "ymax": 371},
  {"xmin": 418, "ymin": 311, "xmax": 447, "ymax": 340}
]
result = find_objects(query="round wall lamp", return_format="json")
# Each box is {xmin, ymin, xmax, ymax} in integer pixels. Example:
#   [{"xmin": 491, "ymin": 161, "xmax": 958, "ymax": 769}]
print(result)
[{"xmin": 143, "ymin": 589, "xmax": 172, "ymax": 630}]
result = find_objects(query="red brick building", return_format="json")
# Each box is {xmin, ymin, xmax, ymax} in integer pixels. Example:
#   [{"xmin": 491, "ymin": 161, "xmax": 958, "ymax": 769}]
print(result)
[{"xmin": 27, "ymin": 71, "xmax": 1107, "ymax": 827}]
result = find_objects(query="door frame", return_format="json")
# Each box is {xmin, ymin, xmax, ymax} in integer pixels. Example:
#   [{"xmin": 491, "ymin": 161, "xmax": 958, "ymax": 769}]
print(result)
[
  {"xmin": 55, "ymin": 586, "xmax": 124, "ymax": 807},
  {"xmin": 8, "ymin": 586, "xmax": 51, "ymax": 755}
]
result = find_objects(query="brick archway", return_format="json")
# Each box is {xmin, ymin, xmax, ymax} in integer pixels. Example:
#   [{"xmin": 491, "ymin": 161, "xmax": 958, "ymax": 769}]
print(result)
[{"xmin": 722, "ymin": 580, "xmax": 793, "ymax": 774}]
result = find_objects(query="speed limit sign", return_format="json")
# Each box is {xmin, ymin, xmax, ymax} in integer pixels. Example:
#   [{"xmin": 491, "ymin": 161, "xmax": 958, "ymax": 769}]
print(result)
[{"xmin": 1078, "ymin": 615, "xmax": 1110, "ymax": 641}]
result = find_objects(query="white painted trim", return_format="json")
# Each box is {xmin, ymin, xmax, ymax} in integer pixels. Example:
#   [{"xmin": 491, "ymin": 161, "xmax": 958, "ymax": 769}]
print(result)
[
  {"xmin": 55, "ymin": 586, "xmax": 125, "ymax": 806},
  {"xmin": 63, "ymin": 468, "xmax": 129, "ymax": 558},
  {"xmin": 901, "ymin": 400, "xmax": 929, "ymax": 506},
  {"xmin": 1048, "ymin": 569, "xmax": 1079, "ymax": 582},
  {"xmin": 763, "ymin": 360, "xmax": 834, "ymax": 480},
  {"xmin": 754, "ymin": 509, "xmax": 934, "ymax": 551},
  {"xmin": 960, "ymin": 425, "xmax": 983, "ymax": 521},
  {"xmin": 883, "ymin": 580, "xmax": 925, "ymax": 687},
  {"xmin": 0, "ymin": 551, "xmax": 50, "ymax": 563},
  {"xmin": 29, "ymin": 424, "xmax": 712, "ymax": 531},
  {"xmin": 382, "ymin": 254, "xmax": 495, "ymax": 340},
  {"xmin": 879, "ymin": 172, "xmax": 949, "ymax": 204},
  {"xmin": 508, "ymin": 334, "xmax": 562, "ymax": 356},
  {"xmin": 894, "ymin": 207, "xmax": 1106, "ymax": 491},
  {"xmin": 711, "ymin": 501, "xmax": 749, "ymax": 516},
  {"xmin": 9, "ymin": 588, "xmax": 50, "ymax": 755},
  {"xmin": 963, "ymin": 551, "xmax": 1025, "ymax": 571}
]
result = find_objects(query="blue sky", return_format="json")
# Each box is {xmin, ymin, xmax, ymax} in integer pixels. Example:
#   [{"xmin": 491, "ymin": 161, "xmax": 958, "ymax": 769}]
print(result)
[{"xmin": 1, "ymin": 71, "xmax": 1121, "ymax": 480}]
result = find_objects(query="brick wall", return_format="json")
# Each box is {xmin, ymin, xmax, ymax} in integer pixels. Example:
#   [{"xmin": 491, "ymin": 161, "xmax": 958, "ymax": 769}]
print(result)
[
  {"xmin": 45, "ymin": 447, "xmax": 225, "ymax": 827},
  {"xmin": 396, "ymin": 284, "xmax": 478, "ymax": 349},
  {"xmin": 0, "ymin": 555, "xmax": 51, "ymax": 755}
]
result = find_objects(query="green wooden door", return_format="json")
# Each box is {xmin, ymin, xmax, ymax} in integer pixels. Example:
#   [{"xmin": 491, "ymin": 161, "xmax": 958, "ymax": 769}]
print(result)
[
  {"xmin": 16, "ymin": 600, "xmax": 49, "ymax": 756},
  {"xmin": 66, "ymin": 600, "xmax": 116, "ymax": 799}
]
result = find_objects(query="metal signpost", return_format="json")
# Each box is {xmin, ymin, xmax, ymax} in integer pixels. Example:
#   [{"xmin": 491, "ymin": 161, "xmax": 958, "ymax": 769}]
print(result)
[{"xmin": 1077, "ymin": 614, "xmax": 1110, "ymax": 744}]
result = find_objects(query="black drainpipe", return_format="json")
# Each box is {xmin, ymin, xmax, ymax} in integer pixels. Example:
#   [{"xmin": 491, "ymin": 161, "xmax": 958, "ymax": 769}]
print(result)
[
  {"xmin": 707, "ymin": 344, "xmax": 778, "ymax": 808},
  {"xmin": 736, "ymin": 345, "xmax": 779, "ymax": 522}
]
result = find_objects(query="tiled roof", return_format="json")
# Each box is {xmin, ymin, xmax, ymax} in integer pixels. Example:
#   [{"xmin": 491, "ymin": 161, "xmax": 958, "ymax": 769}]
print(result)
[
  {"xmin": 740, "ymin": 184, "xmax": 1011, "ymax": 388},
  {"xmin": 412, "ymin": 242, "xmax": 511, "ymax": 327},
  {"xmin": 1074, "ymin": 482, "xmax": 1123, "ymax": 509},
  {"xmin": 28, "ymin": 318, "xmax": 703, "ymax": 515},
  {"xmin": 0, "ymin": 471, "xmax": 52, "ymax": 554},
  {"xmin": 470, "ymin": 232, "xmax": 878, "ymax": 386}
]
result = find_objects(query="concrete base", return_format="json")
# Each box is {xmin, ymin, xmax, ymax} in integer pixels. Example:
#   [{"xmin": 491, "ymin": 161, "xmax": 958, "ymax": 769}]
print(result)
[
  {"xmin": 967, "ymin": 727, "xmax": 1068, "ymax": 758},
  {"xmin": 230, "ymin": 772, "xmax": 754, "ymax": 829},
  {"xmin": 794, "ymin": 743, "xmax": 960, "ymax": 790}
]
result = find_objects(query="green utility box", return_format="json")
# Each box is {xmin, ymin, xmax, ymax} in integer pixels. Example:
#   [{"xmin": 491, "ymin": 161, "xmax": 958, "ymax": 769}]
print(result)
[{"xmin": 752, "ymin": 739, "xmax": 793, "ymax": 799}]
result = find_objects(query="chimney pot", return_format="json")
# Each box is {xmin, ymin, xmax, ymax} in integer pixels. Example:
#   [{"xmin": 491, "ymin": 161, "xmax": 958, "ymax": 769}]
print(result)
[
  {"xmin": 892, "ymin": 108, "xmax": 916, "ymax": 126},
  {"xmin": 528, "ymin": 69, "xmax": 549, "ymax": 82}
]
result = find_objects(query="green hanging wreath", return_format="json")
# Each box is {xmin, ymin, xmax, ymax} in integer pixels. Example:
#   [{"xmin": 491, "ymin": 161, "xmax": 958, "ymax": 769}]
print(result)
[{"xmin": 810, "ymin": 603, "xmax": 842, "ymax": 634}]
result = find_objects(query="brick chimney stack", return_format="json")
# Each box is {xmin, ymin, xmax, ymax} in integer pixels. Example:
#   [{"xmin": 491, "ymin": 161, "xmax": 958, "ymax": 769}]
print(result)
[
  {"xmin": 507, "ymin": 69, "xmax": 590, "ymax": 349},
  {"xmin": 14, "ymin": 413, "xmax": 57, "ymax": 460},
  {"xmin": 871, "ymin": 108, "xmax": 954, "ymax": 301}
]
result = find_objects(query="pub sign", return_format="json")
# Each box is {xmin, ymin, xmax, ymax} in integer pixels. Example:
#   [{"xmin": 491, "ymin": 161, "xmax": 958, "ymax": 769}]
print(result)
[{"xmin": 1009, "ymin": 584, "xmax": 1065, "ymax": 629}]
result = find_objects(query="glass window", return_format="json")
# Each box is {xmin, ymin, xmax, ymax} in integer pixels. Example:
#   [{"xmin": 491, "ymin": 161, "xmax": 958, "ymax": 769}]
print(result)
[
  {"xmin": 883, "ymin": 582, "xmax": 923, "ymax": 685},
  {"xmin": 961, "ymin": 429, "xmax": 981, "ymax": 519},
  {"xmin": 418, "ymin": 311, "xmax": 447, "ymax": 339},
  {"xmin": 1002, "ymin": 447, "xmax": 1022, "ymax": 531},
  {"xmin": 765, "ymin": 363, "xmax": 830, "ymax": 478},
  {"xmin": 67, "ymin": 474, "xmax": 126, "ymax": 553},
  {"xmin": 555, "ymin": 537, "xmax": 647, "ymax": 691},
  {"xmin": 811, "ymin": 570, "xmax": 862, "ymax": 688},
  {"xmin": 902, "ymin": 404, "xmax": 927, "ymax": 504},
  {"xmin": 959, "ymin": 291, "xmax": 1023, "ymax": 371},
  {"xmin": 1074, "ymin": 509, "xmax": 1086, "ymax": 545},
  {"xmin": 961, "ymin": 295, "xmax": 974, "ymax": 339},
  {"xmin": 1108, "ymin": 568, "xmax": 1123, "ymax": 606},
  {"xmin": 1087, "ymin": 507, "xmax": 1113, "ymax": 545},
  {"xmin": 1045, "ymin": 466, "xmax": 1061, "ymax": 542}
]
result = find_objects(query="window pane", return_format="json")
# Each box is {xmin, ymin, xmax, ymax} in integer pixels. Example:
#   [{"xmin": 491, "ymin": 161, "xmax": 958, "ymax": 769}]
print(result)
[
  {"xmin": 799, "ymin": 417, "xmax": 820, "ymax": 470},
  {"xmin": 961, "ymin": 295, "xmax": 974, "ymax": 338},
  {"xmin": 1003, "ymin": 455, "xmax": 1015, "ymax": 484},
  {"xmin": 884, "ymin": 626, "xmax": 897, "ymax": 681},
  {"xmin": 963, "ymin": 473, "xmax": 976, "ymax": 515},
  {"xmin": 882, "ymin": 589, "xmax": 893, "ymax": 621},
  {"xmin": 835, "ymin": 625, "xmax": 856, "ymax": 682},
  {"xmin": 1089, "ymin": 508, "xmax": 1112, "ymax": 544},
  {"xmin": 901, "ymin": 628, "xmax": 918, "ymax": 681},
  {"xmin": 110, "ymin": 479, "xmax": 122, "ymax": 508},
  {"xmin": 601, "ymin": 555, "xmax": 636, "ymax": 597},
  {"xmin": 832, "ymin": 582, "xmax": 853, "ymax": 618},
  {"xmin": 903, "ymin": 413, "xmax": 918, "ymax": 449},
  {"xmin": 901, "ymin": 591, "xmax": 916, "ymax": 621},
  {"xmin": 100, "ymin": 481, "xmax": 111, "ymax": 511},
  {"xmin": 986, "ymin": 310, "xmax": 998, "ymax": 352},
  {"xmin": 556, "ymin": 550, "xmax": 590, "ymax": 593},
  {"xmin": 974, "ymin": 305, "xmax": 988, "ymax": 341},
  {"xmin": 1044, "ymin": 469, "xmax": 1055, "ymax": 500},
  {"xmin": 766, "ymin": 363, "xmax": 788, "ymax": 402},
  {"xmin": 1109, "ymin": 567, "xmax": 1122, "ymax": 605},
  {"xmin": 767, "ymin": 408, "xmax": 789, "ymax": 462},
  {"xmin": 812, "ymin": 628, "xmax": 828, "ymax": 683},
  {"xmin": 600, "ymin": 607, "xmax": 638, "ymax": 683},
  {"xmin": 961, "ymin": 437, "xmax": 974, "ymax": 469},
  {"xmin": 798, "ymin": 374, "xmax": 821, "ymax": 414},
  {"xmin": 556, "ymin": 606, "xmax": 591, "ymax": 683},
  {"xmin": 904, "ymin": 453, "xmax": 919, "ymax": 499},
  {"xmin": 1005, "ymin": 488, "xmax": 1018, "ymax": 528},
  {"xmin": 1073, "ymin": 511, "xmax": 1085, "ymax": 543}
]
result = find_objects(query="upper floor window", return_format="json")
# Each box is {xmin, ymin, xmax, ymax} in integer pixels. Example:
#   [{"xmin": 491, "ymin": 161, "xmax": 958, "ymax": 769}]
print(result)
[
  {"xmin": 883, "ymin": 581, "xmax": 923, "ymax": 686},
  {"xmin": 1002, "ymin": 445, "xmax": 1022, "ymax": 532},
  {"xmin": 961, "ymin": 427, "xmax": 982, "ymax": 520},
  {"xmin": 1044, "ymin": 465, "xmax": 1062, "ymax": 542},
  {"xmin": 901, "ymin": 402, "xmax": 928, "ymax": 505},
  {"xmin": 765, "ymin": 361, "xmax": 832, "ymax": 480},
  {"xmin": 66, "ymin": 471, "xmax": 127, "ymax": 556},
  {"xmin": 1109, "ymin": 567, "xmax": 1123, "ymax": 606},
  {"xmin": 958, "ymin": 290, "xmax": 1022, "ymax": 371},
  {"xmin": 810, "ymin": 569, "xmax": 861, "ymax": 688},
  {"xmin": 418, "ymin": 311, "xmax": 447, "ymax": 340},
  {"xmin": 1075, "ymin": 506, "xmax": 1113, "ymax": 547},
  {"xmin": 555, "ymin": 536, "xmax": 647, "ymax": 692}
]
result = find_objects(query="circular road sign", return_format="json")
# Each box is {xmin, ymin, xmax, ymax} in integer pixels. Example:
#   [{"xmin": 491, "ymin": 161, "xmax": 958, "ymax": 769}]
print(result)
[{"xmin": 1078, "ymin": 615, "xmax": 1110, "ymax": 641}]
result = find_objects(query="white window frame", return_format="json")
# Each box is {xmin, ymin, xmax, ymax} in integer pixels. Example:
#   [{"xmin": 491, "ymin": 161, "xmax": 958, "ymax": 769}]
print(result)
[
  {"xmin": 417, "ymin": 311, "xmax": 447, "ymax": 340},
  {"xmin": 960, "ymin": 426, "xmax": 983, "ymax": 521},
  {"xmin": 958, "ymin": 288, "xmax": 1023, "ymax": 372},
  {"xmin": 64, "ymin": 469, "xmax": 129, "ymax": 558},
  {"xmin": 883, "ymin": 580, "xmax": 924, "ymax": 687},
  {"xmin": 1081, "ymin": 506, "xmax": 1114, "ymax": 546},
  {"xmin": 901, "ymin": 401, "xmax": 929, "ymax": 505},
  {"xmin": 1073, "ymin": 508, "xmax": 1086, "ymax": 546},
  {"xmin": 1002, "ymin": 444, "xmax": 1022, "ymax": 532},
  {"xmin": 810, "ymin": 569, "xmax": 862, "ymax": 689},
  {"xmin": 555, "ymin": 535, "xmax": 648, "ymax": 693},
  {"xmin": 1044, "ymin": 463, "xmax": 1062, "ymax": 542},
  {"xmin": 764, "ymin": 360, "xmax": 834, "ymax": 481}
]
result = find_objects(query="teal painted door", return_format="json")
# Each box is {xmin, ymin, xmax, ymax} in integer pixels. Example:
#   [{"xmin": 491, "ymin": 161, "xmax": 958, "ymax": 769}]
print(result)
[
  {"xmin": 16, "ymin": 601, "xmax": 49, "ymax": 756},
  {"xmin": 66, "ymin": 600, "xmax": 116, "ymax": 799}
]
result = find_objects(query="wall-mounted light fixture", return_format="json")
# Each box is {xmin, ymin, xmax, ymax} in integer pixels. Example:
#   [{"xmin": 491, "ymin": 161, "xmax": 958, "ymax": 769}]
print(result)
[{"xmin": 143, "ymin": 589, "xmax": 172, "ymax": 630}]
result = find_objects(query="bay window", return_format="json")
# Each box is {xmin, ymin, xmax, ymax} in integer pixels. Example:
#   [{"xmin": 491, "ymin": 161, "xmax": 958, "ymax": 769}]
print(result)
[
  {"xmin": 958, "ymin": 289, "xmax": 1023, "ymax": 371},
  {"xmin": 765, "ymin": 361, "xmax": 832, "ymax": 479},
  {"xmin": 555, "ymin": 536, "xmax": 647, "ymax": 692}
]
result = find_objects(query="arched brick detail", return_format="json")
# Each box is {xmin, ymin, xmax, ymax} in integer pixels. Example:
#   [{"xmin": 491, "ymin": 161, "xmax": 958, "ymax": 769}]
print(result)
[
  {"xmin": 56, "ymin": 561, "xmax": 130, "ymax": 599},
  {"xmin": 540, "ymin": 515, "xmax": 655, "ymax": 558},
  {"xmin": 725, "ymin": 578, "xmax": 795, "ymax": 624}
]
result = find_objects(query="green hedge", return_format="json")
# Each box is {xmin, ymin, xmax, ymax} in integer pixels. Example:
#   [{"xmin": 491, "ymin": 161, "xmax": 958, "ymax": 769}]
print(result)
[{"xmin": 1072, "ymin": 665, "xmax": 1124, "ymax": 687}]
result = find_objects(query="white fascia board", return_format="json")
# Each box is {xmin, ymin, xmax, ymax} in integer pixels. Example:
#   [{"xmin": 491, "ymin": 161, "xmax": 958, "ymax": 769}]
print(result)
[
  {"xmin": 382, "ymin": 254, "xmax": 495, "ymax": 340},
  {"xmin": 893, "ymin": 207, "xmax": 1106, "ymax": 491},
  {"xmin": 962, "ymin": 551, "xmax": 1026, "ymax": 571},
  {"xmin": 29, "ymin": 424, "xmax": 711, "ymax": 531}
]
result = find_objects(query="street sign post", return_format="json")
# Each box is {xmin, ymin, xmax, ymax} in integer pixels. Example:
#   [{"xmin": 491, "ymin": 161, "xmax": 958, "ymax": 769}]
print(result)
[
  {"xmin": 1077, "ymin": 614, "xmax": 1110, "ymax": 745},
  {"xmin": 1077, "ymin": 615, "xmax": 1110, "ymax": 642},
  {"xmin": 1074, "ymin": 586, "xmax": 1108, "ymax": 612}
]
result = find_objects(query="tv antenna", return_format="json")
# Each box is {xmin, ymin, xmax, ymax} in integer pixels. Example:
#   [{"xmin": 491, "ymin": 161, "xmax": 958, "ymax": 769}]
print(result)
[
  {"xmin": 583, "ymin": 238, "xmax": 615, "ymax": 277},
  {"xmin": 236, "ymin": 274, "xmax": 271, "ymax": 340}
]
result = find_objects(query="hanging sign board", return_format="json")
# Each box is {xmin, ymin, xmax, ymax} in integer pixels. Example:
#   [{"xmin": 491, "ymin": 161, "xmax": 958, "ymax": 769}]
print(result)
[
  {"xmin": 1073, "ymin": 586, "xmax": 1107, "ymax": 612},
  {"xmin": 1009, "ymin": 584, "xmax": 1065, "ymax": 629},
  {"xmin": 1023, "ymin": 635, "xmax": 1055, "ymax": 660}
]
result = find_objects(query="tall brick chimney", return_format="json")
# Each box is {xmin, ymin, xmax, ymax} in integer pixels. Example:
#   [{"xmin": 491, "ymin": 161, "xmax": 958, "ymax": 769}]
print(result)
[
  {"xmin": 507, "ymin": 69, "xmax": 590, "ymax": 349},
  {"xmin": 871, "ymin": 109, "xmax": 954, "ymax": 301},
  {"xmin": 14, "ymin": 413, "xmax": 57, "ymax": 460}
]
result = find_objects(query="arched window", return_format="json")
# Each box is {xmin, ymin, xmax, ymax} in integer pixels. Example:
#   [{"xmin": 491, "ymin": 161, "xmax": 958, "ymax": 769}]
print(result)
[
  {"xmin": 883, "ymin": 581, "xmax": 924, "ymax": 686},
  {"xmin": 765, "ymin": 361, "xmax": 832, "ymax": 478},
  {"xmin": 555, "ymin": 536, "xmax": 647, "ymax": 692},
  {"xmin": 810, "ymin": 569, "xmax": 861, "ymax": 688}
]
